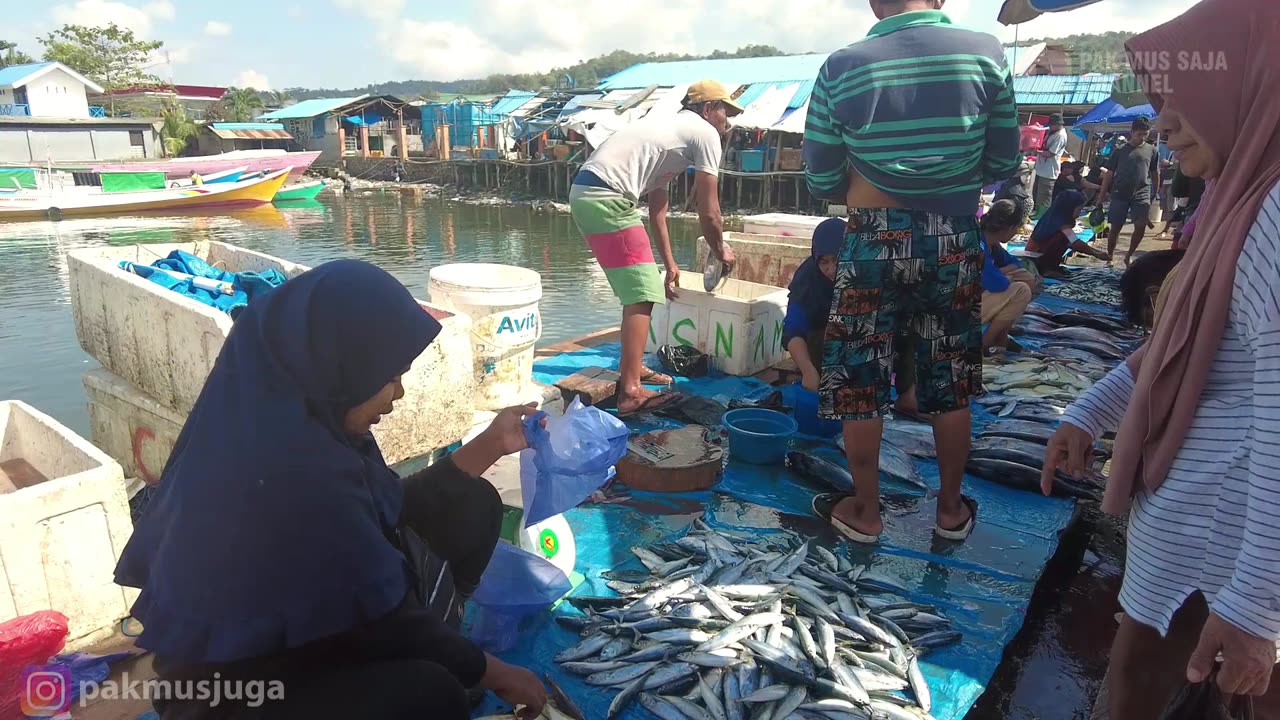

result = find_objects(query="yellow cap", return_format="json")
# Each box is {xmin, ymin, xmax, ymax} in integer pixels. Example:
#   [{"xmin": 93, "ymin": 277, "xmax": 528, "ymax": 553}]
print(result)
[{"xmin": 685, "ymin": 79, "xmax": 744, "ymax": 116}]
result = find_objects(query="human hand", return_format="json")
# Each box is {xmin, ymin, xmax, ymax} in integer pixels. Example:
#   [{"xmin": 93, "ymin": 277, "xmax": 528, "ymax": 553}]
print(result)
[
  {"xmin": 665, "ymin": 265, "xmax": 680, "ymax": 299},
  {"xmin": 481, "ymin": 403, "xmax": 540, "ymax": 456},
  {"xmin": 481, "ymin": 656, "xmax": 547, "ymax": 719},
  {"xmin": 801, "ymin": 368, "xmax": 820, "ymax": 393},
  {"xmin": 716, "ymin": 243, "xmax": 736, "ymax": 268},
  {"xmin": 1041, "ymin": 421, "xmax": 1094, "ymax": 495},
  {"xmin": 1187, "ymin": 612, "xmax": 1276, "ymax": 696}
]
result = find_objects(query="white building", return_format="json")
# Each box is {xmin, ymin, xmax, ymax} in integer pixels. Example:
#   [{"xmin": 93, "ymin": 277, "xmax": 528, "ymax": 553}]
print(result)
[{"xmin": 0, "ymin": 62, "xmax": 105, "ymax": 119}]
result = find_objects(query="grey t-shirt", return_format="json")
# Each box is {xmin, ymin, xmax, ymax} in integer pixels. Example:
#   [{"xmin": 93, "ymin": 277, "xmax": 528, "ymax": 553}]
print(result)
[
  {"xmin": 580, "ymin": 110, "xmax": 722, "ymax": 201},
  {"xmin": 1106, "ymin": 142, "xmax": 1160, "ymax": 202},
  {"xmin": 1035, "ymin": 128, "xmax": 1068, "ymax": 179}
]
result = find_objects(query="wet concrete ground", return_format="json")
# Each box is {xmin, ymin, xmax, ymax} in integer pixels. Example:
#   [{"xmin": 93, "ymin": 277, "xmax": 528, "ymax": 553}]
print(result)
[{"xmin": 968, "ymin": 506, "xmax": 1128, "ymax": 719}]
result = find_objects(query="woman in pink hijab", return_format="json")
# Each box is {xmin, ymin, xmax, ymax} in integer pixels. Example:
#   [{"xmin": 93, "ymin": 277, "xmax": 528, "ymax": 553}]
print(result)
[{"xmin": 1042, "ymin": 0, "xmax": 1280, "ymax": 716}]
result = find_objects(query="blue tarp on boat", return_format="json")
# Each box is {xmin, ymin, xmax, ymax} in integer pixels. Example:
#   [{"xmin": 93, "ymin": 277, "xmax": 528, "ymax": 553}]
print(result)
[
  {"xmin": 472, "ymin": 341, "xmax": 1079, "ymax": 720},
  {"xmin": 122, "ymin": 251, "xmax": 286, "ymax": 317}
]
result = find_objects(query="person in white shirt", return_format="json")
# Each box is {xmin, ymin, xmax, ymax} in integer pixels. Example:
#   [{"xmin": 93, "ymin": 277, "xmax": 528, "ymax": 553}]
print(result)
[
  {"xmin": 568, "ymin": 80, "xmax": 738, "ymax": 415},
  {"xmin": 1033, "ymin": 113, "xmax": 1068, "ymax": 215}
]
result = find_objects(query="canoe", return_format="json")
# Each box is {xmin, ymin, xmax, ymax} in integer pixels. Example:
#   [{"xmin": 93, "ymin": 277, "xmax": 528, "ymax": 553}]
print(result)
[
  {"xmin": 0, "ymin": 168, "xmax": 291, "ymax": 221},
  {"xmin": 273, "ymin": 179, "xmax": 326, "ymax": 202},
  {"xmin": 3, "ymin": 150, "xmax": 322, "ymax": 183}
]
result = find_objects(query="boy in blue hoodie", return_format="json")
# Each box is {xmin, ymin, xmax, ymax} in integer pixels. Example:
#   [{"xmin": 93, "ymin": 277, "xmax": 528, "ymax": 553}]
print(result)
[{"xmin": 979, "ymin": 199, "xmax": 1035, "ymax": 353}]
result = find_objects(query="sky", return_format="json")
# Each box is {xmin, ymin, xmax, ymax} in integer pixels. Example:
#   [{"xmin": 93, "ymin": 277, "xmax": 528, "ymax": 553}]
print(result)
[{"xmin": 3, "ymin": 0, "xmax": 1201, "ymax": 92}]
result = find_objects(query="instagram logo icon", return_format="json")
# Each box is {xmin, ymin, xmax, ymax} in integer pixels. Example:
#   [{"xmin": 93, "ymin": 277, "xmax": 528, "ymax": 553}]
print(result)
[{"xmin": 21, "ymin": 666, "xmax": 72, "ymax": 717}]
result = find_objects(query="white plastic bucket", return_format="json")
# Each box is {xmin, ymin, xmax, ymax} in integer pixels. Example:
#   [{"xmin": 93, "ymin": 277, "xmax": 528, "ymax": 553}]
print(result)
[{"xmin": 429, "ymin": 263, "xmax": 542, "ymax": 411}]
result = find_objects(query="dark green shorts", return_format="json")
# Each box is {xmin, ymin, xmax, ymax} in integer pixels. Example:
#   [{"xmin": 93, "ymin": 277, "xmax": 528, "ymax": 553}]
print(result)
[{"xmin": 819, "ymin": 208, "xmax": 983, "ymax": 420}]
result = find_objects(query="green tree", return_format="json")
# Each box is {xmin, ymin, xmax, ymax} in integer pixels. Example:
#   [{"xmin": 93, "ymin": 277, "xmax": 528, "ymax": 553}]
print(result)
[
  {"xmin": 39, "ymin": 23, "xmax": 163, "ymax": 114},
  {"xmin": 0, "ymin": 40, "xmax": 34, "ymax": 68},
  {"xmin": 159, "ymin": 101, "xmax": 198, "ymax": 157},
  {"xmin": 221, "ymin": 86, "xmax": 265, "ymax": 121},
  {"xmin": 265, "ymin": 89, "xmax": 294, "ymax": 108}
]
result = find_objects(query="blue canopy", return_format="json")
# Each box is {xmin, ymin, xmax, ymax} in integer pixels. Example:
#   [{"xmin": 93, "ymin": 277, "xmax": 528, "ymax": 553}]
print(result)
[
  {"xmin": 1076, "ymin": 98, "xmax": 1157, "ymax": 128},
  {"xmin": 999, "ymin": 0, "xmax": 1102, "ymax": 25},
  {"xmin": 343, "ymin": 112, "xmax": 384, "ymax": 126}
]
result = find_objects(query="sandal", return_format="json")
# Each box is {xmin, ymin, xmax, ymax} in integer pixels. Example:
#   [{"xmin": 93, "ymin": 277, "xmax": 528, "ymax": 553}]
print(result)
[
  {"xmin": 934, "ymin": 494, "xmax": 978, "ymax": 541},
  {"xmin": 813, "ymin": 492, "xmax": 880, "ymax": 544},
  {"xmin": 617, "ymin": 391, "xmax": 683, "ymax": 418},
  {"xmin": 639, "ymin": 367, "xmax": 674, "ymax": 386}
]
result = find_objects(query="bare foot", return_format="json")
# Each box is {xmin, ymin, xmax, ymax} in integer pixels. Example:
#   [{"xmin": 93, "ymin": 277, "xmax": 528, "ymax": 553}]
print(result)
[
  {"xmin": 616, "ymin": 387, "xmax": 679, "ymax": 415},
  {"xmin": 832, "ymin": 496, "xmax": 883, "ymax": 537},
  {"xmin": 639, "ymin": 366, "xmax": 673, "ymax": 386},
  {"xmin": 936, "ymin": 497, "xmax": 972, "ymax": 532}
]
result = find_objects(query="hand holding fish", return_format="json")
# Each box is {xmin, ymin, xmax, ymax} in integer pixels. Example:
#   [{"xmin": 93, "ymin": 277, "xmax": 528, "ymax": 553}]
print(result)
[
  {"xmin": 1040, "ymin": 422, "xmax": 1095, "ymax": 495},
  {"xmin": 482, "ymin": 654, "xmax": 548, "ymax": 719}
]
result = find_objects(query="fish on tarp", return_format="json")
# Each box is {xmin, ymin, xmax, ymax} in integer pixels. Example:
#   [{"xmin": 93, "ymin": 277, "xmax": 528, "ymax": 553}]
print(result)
[
  {"xmin": 971, "ymin": 435, "xmax": 1055, "ymax": 467},
  {"xmin": 787, "ymin": 451, "xmax": 853, "ymax": 493},
  {"xmin": 979, "ymin": 420, "xmax": 1057, "ymax": 445},
  {"xmin": 1044, "ymin": 341, "xmax": 1127, "ymax": 362},
  {"xmin": 965, "ymin": 457, "xmax": 1100, "ymax": 500},
  {"xmin": 829, "ymin": 440, "xmax": 930, "ymax": 492},
  {"xmin": 882, "ymin": 423, "xmax": 937, "ymax": 459},
  {"xmin": 1049, "ymin": 311, "xmax": 1132, "ymax": 334},
  {"xmin": 1044, "ymin": 325, "xmax": 1128, "ymax": 349}
]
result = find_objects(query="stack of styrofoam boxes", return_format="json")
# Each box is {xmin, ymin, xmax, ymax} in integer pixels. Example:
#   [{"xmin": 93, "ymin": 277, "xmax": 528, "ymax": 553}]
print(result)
[
  {"xmin": 645, "ymin": 274, "xmax": 789, "ymax": 377},
  {"xmin": 0, "ymin": 400, "xmax": 134, "ymax": 650},
  {"xmin": 68, "ymin": 241, "xmax": 478, "ymax": 486}
]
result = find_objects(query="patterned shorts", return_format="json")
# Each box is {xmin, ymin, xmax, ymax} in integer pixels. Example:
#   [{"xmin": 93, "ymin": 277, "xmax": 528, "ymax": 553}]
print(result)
[{"xmin": 819, "ymin": 208, "xmax": 984, "ymax": 420}]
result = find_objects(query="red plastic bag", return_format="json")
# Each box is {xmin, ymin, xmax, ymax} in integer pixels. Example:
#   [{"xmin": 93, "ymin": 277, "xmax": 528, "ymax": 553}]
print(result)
[{"xmin": 0, "ymin": 611, "xmax": 70, "ymax": 720}]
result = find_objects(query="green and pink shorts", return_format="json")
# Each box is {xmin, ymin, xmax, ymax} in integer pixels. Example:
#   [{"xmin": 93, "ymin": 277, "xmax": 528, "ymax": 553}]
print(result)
[{"xmin": 569, "ymin": 184, "xmax": 665, "ymax": 306}]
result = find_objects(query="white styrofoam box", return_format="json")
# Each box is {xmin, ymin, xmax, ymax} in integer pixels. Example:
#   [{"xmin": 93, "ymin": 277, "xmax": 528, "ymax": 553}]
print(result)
[
  {"xmin": 645, "ymin": 274, "xmax": 789, "ymax": 376},
  {"xmin": 82, "ymin": 367, "xmax": 185, "ymax": 487},
  {"xmin": 68, "ymin": 241, "xmax": 476, "ymax": 464},
  {"xmin": 742, "ymin": 212, "xmax": 830, "ymax": 239},
  {"xmin": 695, "ymin": 232, "xmax": 812, "ymax": 289},
  {"xmin": 0, "ymin": 400, "xmax": 133, "ymax": 651}
]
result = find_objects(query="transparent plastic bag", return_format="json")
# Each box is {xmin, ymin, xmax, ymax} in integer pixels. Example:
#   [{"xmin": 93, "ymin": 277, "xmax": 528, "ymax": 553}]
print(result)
[
  {"xmin": 519, "ymin": 397, "xmax": 628, "ymax": 527},
  {"xmin": 469, "ymin": 541, "xmax": 571, "ymax": 652}
]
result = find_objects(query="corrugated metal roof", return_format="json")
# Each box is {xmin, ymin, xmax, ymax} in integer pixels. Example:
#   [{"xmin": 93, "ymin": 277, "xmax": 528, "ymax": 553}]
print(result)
[
  {"xmin": 0, "ymin": 62, "xmax": 54, "ymax": 87},
  {"xmin": 491, "ymin": 90, "xmax": 537, "ymax": 116},
  {"xmin": 599, "ymin": 54, "xmax": 828, "ymax": 90},
  {"xmin": 560, "ymin": 93, "xmax": 603, "ymax": 115},
  {"xmin": 1004, "ymin": 43, "xmax": 1047, "ymax": 76},
  {"xmin": 258, "ymin": 96, "xmax": 365, "ymax": 120},
  {"xmin": 1013, "ymin": 73, "xmax": 1119, "ymax": 106}
]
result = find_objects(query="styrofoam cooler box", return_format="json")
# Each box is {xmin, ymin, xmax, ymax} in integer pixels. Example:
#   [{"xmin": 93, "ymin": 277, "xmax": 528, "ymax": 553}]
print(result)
[
  {"xmin": 645, "ymin": 275, "xmax": 789, "ymax": 376},
  {"xmin": 82, "ymin": 368, "xmax": 185, "ymax": 486},
  {"xmin": 0, "ymin": 400, "xmax": 133, "ymax": 651},
  {"xmin": 742, "ymin": 212, "xmax": 829, "ymax": 238},
  {"xmin": 695, "ymin": 232, "xmax": 811, "ymax": 289},
  {"xmin": 67, "ymin": 241, "xmax": 476, "ymax": 465}
]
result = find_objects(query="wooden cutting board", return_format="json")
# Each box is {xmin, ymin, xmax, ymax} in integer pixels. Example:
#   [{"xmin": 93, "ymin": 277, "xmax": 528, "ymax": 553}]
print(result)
[{"xmin": 616, "ymin": 425, "xmax": 724, "ymax": 492}]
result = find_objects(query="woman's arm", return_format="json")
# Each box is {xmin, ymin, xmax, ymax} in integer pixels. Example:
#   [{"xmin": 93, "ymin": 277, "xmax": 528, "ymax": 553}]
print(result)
[
  {"xmin": 1060, "ymin": 361, "xmax": 1136, "ymax": 439},
  {"xmin": 787, "ymin": 336, "xmax": 819, "ymax": 388}
]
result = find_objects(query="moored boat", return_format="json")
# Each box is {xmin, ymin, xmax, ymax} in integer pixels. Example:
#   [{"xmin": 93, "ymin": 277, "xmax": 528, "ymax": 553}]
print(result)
[
  {"xmin": 0, "ymin": 168, "xmax": 291, "ymax": 221},
  {"xmin": 2, "ymin": 149, "xmax": 322, "ymax": 183},
  {"xmin": 273, "ymin": 179, "xmax": 326, "ymax": 202}
]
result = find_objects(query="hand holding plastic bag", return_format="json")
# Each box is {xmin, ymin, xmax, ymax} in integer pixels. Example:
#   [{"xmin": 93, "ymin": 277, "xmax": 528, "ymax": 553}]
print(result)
[
  {"xmin": 1160, "ymin": 675, "xmax": 1254, "ymax": 720},
  {"xmin": 519, "ymin": 397, "xmax": 628, "ymax": 527}
]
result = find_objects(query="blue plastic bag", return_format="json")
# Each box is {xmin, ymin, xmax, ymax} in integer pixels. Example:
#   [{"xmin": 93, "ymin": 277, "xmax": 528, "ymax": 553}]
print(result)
[
  {"xmin": 469, "ymin": 541, "xmax": 572, "ymax": 652},
  {"xmin": 519, "ymin": 397, "xmax": 628, "ymax": 527}
]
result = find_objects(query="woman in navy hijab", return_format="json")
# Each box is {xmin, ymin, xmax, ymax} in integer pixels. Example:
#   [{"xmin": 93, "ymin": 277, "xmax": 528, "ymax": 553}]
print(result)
[
  {"xmin": 783, "ymin": 217, "xmax": 845, "ymax": 392},
  {"xmin": 115, "ymin": 260, "xmax": 546, "ymax": 719}
]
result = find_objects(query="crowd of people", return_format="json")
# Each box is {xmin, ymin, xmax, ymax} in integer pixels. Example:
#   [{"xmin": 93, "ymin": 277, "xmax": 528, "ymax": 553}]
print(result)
[{"xmin": 100, "ymin": 0, "xmax": 1277, "ymax": 718}]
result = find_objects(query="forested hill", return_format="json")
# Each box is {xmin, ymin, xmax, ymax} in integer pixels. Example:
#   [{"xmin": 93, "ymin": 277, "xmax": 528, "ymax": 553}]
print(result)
[{"xmin": 285, "ymin": 33, "xmax": 1136, "ymax": 101}]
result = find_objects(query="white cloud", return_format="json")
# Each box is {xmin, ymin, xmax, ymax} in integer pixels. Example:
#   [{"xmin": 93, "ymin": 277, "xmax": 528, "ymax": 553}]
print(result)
[
  {"xmin": 51, "ymin": 0, "xmax": 175, "ymax": 37},
  {"xmin": 234, "ymin": 69, "xmax": 270, "ymax": 91},
  {"xmin": 335, "ymin": 0, "xmax": 1203, "ymax": 81},
  {"xmin": 287, "ymin": 5, "xmax": 304, "ymax": 20},
  {"xmin": 204, "ymin": 20, "xmax": 231, "ymax": 37}
]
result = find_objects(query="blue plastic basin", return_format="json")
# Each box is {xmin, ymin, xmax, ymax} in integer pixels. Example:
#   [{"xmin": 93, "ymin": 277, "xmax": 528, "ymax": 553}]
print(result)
[
  {"xmin": 792, "ymin": 383, "xmax": 842, "ymax": 438},
  {"xmin": 723, "ymin": 408, "xmax": 798, "ymax": 465}
]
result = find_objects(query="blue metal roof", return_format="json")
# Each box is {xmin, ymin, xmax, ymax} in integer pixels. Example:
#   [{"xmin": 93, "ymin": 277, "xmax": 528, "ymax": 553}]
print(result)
[
  {"xmin": 560, "ymin": 93, "xmax": 603, "ymax": 115},
  {"xmin": 0, "ymin": 62, "xmax": 54, "ymax": 87},
  {"xmin": 210, "ymin": 122, "xmax": 285, "ymax": 130},
  {"xmin": 491, "ymin": 90, "xmax": 537, "ymax": 116},
  {"xmin": 1013, "ymin": 74, "xmax": 1119, "ymax": 106},
  {"xmin": 735, "ymin": 80, "xmax": 814, "ymax": 111},
  {"xmin": 598, "ymin": 54, "xmax": 828, "ymax": 90},
  {"xmin": 258, "ymin": 96, "xmax": 364, "ymax": 120}
]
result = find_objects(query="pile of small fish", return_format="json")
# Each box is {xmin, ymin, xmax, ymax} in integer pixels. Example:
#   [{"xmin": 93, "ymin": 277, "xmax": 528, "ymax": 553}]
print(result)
[
  {"xmin": 981, "ymin": 357, "xmax": 1097, "ymax": 402},
  {"xmin": 1012, "ymin": 306, "xmax": 1140, "ymax": 366},
  {"xmin": 1041, "ymin": 267, "xmax": 1123, "ymax": 306},
  {"xmin": 553, "ymin": 520, "xmax": 957, "ymax": 720}
]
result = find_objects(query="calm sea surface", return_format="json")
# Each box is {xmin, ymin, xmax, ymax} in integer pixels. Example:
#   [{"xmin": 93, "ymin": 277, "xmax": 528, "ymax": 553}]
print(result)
[{"xmin": 0, "ymin": 191, "xmax": 704, "ymax": 436}]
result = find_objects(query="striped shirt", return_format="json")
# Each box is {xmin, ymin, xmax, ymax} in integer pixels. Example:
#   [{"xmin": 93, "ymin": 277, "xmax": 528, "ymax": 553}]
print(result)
[
  {"xmin": 1062, "ymin": 179, "xmax": 1280, "ymax": 640},
  {"xmin": 803, "ymin": 10, "xmax": 1021, "ymax": 216}
]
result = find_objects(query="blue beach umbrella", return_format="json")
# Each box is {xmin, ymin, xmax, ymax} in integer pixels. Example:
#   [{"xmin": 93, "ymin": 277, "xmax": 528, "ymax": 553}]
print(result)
[{"xmin": 999, "ymin": 0, "xmax": 1103, "ymax": 25}]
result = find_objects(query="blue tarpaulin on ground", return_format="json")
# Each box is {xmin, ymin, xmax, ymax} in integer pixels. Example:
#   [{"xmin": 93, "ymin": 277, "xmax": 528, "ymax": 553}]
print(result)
[{"xmin": 472, "ymin": 341, "xmax": 1079, "ymax": 720}]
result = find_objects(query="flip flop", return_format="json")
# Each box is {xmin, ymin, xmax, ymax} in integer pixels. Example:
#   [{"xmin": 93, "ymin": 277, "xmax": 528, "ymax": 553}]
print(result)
[
  {"xmin": 812, "ymin": 493, "xmax": 880, "ymax": 544},
  {"xmin": 639, "ymin": 367, "xmax": 674, "ymax": 386},
  {"xmin": 617, "ymin": 391, "xmax": 683, "ymax": 418},
  {"xmin": 934, "ymin": 494, "xmax": 978, "ymax": 541}
]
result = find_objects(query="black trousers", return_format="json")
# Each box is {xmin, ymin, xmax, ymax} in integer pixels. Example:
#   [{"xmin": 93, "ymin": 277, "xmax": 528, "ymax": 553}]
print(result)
[{"xmin": 153, "ymin": 458, "xmax": 503, "ymax": 720}]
